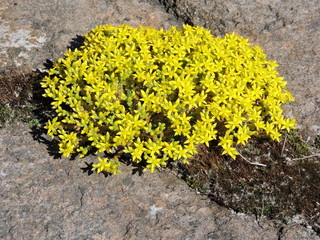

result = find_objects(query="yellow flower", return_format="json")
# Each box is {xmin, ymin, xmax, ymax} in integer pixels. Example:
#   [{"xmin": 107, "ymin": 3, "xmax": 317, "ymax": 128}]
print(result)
[
  {"xmin": 42, "ymin": 24, "xmax": 296, "ymax": 174},
  {"xmin": 145, "ymin": 139, "xmax": 162, "ymax": 155},
  {"xmin": 45, "ymin": 117, "xmax": 60, "ymax": 138},
  {"xmin": 146, "ymin": 154, "xmax": 163, "ymax": 173},
  {"xmin": 281, "ymin": 118, "xmax": 296, "ymax": 132},
  {"xmin": 264, "ymin": 122, "xmax": 275, "ymax": 135},
  {"xmin": 163, "ymin": 99, "xmax": 180, "ymax": 116},
  {"xmin": 270, "ymin": 129, "xmax": 281, "ymax": 142},
  {"xmin": 92, "ymin": 157, "xmax": 121, "ymax": 175},
  {"xmin": 218, "ymin": 134, "xmax": 234, "ymax": 147},
  {"xmin": 198, "ymin": 132, "xmax": 215, "ymax": 147},
  {"xmin": 95, "ymin": 132, "xmax": 112, "ymax": 153},
  {"xmin": 225, "ymin": 114, "xmax": 243, "ymax": 131},
  {"xmin": 162, "ymin": 141, "xmax": 179, "ymax": 159},
  {"xmin": 174, "ymin": 145, "xmax": 191, "ymax": 162},
  {"xmin": 200, "ymin": 111, "xmax": 214, "ymax": 125},
  {"xmin": 221, "ymin": 144, "xmax": 238, "ymax": 159},
  {"xmin": 235, "ymin": 126, "xmax": 251, "ymax": 145}
]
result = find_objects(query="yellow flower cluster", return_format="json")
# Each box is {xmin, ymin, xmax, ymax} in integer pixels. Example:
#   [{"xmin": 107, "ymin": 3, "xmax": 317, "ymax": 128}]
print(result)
[{"xmin": 41, "ymin": 24, "xmax": 296, "ymax": 174}]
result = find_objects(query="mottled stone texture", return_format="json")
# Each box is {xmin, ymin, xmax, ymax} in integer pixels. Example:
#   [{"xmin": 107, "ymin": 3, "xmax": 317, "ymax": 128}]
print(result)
[
  {"xmin": 0, "ymin": 0, "xmax": 182, "ymax": 70},
  {"xmin": 0, "ymin": 0, "xmax": 319, "ymax": 239},
  {"xmin": 160, "ymin": 0, "xmax": 320, "ymax": 141},
  {"xmin": 1, "ymin": 123, "xmax": 319, "ymax": 239}
]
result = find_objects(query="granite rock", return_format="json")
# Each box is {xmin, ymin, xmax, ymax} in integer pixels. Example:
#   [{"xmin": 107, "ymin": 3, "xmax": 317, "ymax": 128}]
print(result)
[
  {"xmin": 0, "ymin": 0, "xmax": 319, "ymax": 239},
  {"xmin": 0, "ymin": 0, "xmax": 182, "ymax": 70},
  {"xmin": 1, "ymin": 123, "xmax": 319, "ymax": 239}
]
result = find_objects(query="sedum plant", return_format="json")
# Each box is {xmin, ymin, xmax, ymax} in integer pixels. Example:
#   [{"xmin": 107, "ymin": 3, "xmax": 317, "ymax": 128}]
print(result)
[{"xmin": 41, "ymin": 24, "xmax": 296, "ymax": 175}]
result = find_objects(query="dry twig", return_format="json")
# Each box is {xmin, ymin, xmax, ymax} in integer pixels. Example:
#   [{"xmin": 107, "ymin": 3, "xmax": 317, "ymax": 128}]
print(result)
[
  {"xmin": 238, "ymin": 152, "xmax": 267, "ymax": 167},
  {"xmin": 291, "ymin": 153, "xmax": 320, "ymax": 161}
]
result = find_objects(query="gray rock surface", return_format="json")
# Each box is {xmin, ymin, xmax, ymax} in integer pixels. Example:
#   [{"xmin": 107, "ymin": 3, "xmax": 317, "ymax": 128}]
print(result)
[
  {"xmin": 1, "ymin": 123, "xmax": 319, "ymax": 240},
  {"xmin": 0, "ymin": 0, "xmax": 319, "ymax": 239},
  {"xmin": 160, "ymin": 0, "xmax": 320, "ymax": 141},
  {"xmin": 0, "ymin": 0, "xmax": 182, "ymax": 70}
]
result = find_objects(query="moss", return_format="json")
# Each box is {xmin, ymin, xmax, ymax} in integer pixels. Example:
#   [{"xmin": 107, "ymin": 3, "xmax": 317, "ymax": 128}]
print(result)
[
  {"xmin": 314, "ymin": 135, "xmax": 320, "ymax": 150},
  {"xmin": 0, "ymin": 103, "xmax": 11, "ymax": 128},
  {"xmin": 0, "ymin": 68, "xmax": 52, "ymax": 128},
  {"xmin": 285, "ymin": 129, "xmax": 312, "ymax": 157},
  {"xmin": 177, "ymin": 132, "xmax": 320, "ymax": 234},
  {"xmin": 184, "ymin": 173, "xmax": 210, "ymax": 193}
]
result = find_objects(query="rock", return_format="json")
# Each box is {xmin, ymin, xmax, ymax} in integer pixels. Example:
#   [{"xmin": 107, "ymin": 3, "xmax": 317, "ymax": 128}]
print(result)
[
  {"xmin": 0, "ymin": 0, "xmax": 182, "ymax": 71},
  {"xmin": 282, "ymin": 223, "xmax": 320, "ymax": 240},
  {"xmin": 1, "ymin": 123, "xmax": 319, "ymax": 239},
  {"xmin": 0, "ymin": 0, "xmax": 319, "ymax": 239},
  {"xmin": 160, "ymin": 0, "xmax": 320, "ymax": 141}
]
